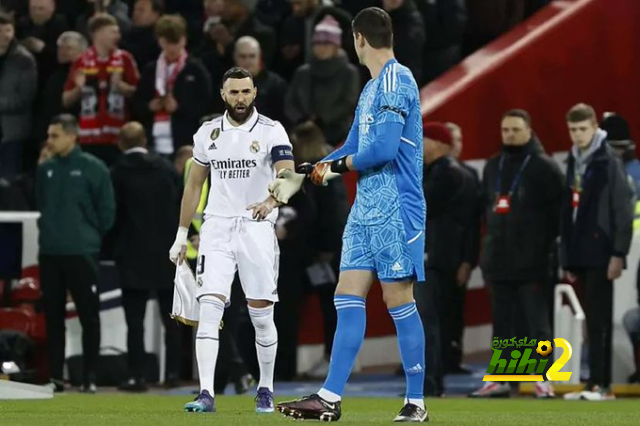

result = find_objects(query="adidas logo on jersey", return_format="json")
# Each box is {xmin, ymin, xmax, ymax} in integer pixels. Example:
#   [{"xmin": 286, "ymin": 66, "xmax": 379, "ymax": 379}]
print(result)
[
  {"xmin": 406, "ymin": 364, "xmax": 423, "ymax": 375},
  {"xmin": 391, "ymin": 262, "xmax": 403, "ymax": 272},
  {"xmin": 208, "ymin": 142, "xmax": 217, "ymax": 150}
]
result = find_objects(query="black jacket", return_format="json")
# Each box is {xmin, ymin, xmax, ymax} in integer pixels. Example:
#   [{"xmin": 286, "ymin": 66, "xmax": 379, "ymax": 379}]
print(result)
[
  {"xmin": 480, "ymin": 137, "xmax": 564, "ymax": 282},
  {"xmin": 254, "ymin": 70, "xmax": 288, "ymax": 128},
  {"xmin": 110, "ymin": 150, "xmax": 181, "ymax": 289},
  {"xmin": 423, "ymin": 155, "xmax": 477, "ymax": 271},
  {"xmin": 460, "ymin": 161, "xmax": 482, "ymax": 267},
  {"xmin": 389, "ymin": 0, "xmax": 426, "ymax": 82},
  {"xmin": 560, "ymin": 138, "xmax": 634, "ymax": 269},
  {"xmin": 133, "ymin": 57, "xmax": 212, "ymax": 151},
  {"xmin": 121, "ymin": 25, "xmax": 161, "ymax": 70}
]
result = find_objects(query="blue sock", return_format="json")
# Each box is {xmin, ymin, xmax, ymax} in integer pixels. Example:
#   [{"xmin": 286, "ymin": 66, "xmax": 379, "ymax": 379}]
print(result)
[
  {"xmin": 320, "ymin": 295, "xmax": 366, "ymax": 397},
  {"xmin": 389, "ymin": 301, "xmax": 425, "ymax": 401}
]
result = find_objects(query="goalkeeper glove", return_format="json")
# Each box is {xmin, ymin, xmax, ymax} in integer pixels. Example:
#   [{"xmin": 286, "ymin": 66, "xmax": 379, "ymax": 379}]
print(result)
[
  {"xmin": 299, "ymin": 157, "xmax": 347, "ymax": 186},
  {"xmin": 268, "ymin": 169, "xmax": 305, "ymax": 204}
]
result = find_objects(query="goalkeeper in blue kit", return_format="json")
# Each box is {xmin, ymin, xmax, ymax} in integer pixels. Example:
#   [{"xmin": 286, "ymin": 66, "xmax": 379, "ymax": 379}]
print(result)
[{"xmin": 268, "ymin": 7, "xmax": 427, "ymax": 423}]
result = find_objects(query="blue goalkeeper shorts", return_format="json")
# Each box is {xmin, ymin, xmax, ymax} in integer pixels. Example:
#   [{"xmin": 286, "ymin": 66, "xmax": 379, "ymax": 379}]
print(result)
[{"xmin": 340, "ymin": 213, "xmax": 425, "ymax": 282}]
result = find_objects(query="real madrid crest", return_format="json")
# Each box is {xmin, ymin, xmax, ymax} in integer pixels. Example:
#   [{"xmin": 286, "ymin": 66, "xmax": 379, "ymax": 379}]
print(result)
[
  {"xmin": 196, "ymin": 276, "xmax": 203, "ymax": 287},
  {"xmin": 250, "ymin": 140, "xmax": 260, "ymax": 153},
  {"xmin": 210, "ymin": 128, "xmax": 220, "ymax": 141}
]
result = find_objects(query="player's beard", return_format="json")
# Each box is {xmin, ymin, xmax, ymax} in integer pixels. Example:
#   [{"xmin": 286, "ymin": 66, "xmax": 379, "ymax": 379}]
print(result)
[{"xmin": 225, "ymin": 99, "xmax": 256, "ymax": 124}]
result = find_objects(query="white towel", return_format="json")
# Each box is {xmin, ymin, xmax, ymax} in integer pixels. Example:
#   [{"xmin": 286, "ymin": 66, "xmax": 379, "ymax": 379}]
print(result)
[{"xmin": 171, "ymin": 262, "xmax": 199, "ymax": 327}]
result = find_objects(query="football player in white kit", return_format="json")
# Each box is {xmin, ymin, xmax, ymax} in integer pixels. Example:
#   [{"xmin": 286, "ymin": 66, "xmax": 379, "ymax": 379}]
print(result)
[{"xmin": 169, "ymin": 67, "xmax": 295, "ymax": 414}]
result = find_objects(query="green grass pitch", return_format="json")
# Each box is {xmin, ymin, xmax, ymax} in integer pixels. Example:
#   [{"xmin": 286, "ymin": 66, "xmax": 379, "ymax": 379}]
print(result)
[{"xmin": 1, "ymin": 394, "xmax": 640, "ymax": 425}]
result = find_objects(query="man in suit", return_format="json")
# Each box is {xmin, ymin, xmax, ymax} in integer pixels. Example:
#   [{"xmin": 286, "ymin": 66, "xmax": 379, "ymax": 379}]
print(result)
[{"xmin": 110, "ymin": 121, "xmax": 183, "ymax": 391}]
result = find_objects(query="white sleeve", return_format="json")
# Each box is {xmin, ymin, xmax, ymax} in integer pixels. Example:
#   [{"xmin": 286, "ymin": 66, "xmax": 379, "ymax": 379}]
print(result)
[{"xmin": 192, "ymin": 127, "xmax": 210, "ymax": 167}]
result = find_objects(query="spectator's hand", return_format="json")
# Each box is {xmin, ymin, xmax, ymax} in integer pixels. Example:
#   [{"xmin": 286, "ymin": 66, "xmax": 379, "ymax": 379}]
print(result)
[
  {"xmin": 282, "ymin": 45, "xmax": 301, "ymax": 60},
  {"xmin": 74, "ymin": 69, "xmax": 86, "ymax": 89},
  {"xmin": 189, "ymin": 234, "xmax": 200, "ymax": 251},
  {"xmin": 246, "ymin": 197, "xmax": 277, "ymax": 221},
  {"xmin": 164, "ymin": 94, "xmax": 178, "ymax": 113},
  {"xmin": 22, "ymin": 37, "xmax": 45, "ymax": 53},
  {"xmin": 111, "ymin": 72, "xmax": 130, "ymax": 94},
  {"xmin": 149, "ymin": 97, "xmax": 164, "ymax": 112},
  {"xmin": 608, "ymin": 256, "xmax": 624, "ymax": 281},
  {"xmin": 456, "ymin": 262, "xmax": 473, "ymax": 287}
]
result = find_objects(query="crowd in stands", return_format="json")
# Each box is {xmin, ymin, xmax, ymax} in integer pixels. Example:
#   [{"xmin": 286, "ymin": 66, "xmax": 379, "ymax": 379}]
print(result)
[{"xmin": 0, "ymin": 0, "xmax": 552, "ymax": 185}]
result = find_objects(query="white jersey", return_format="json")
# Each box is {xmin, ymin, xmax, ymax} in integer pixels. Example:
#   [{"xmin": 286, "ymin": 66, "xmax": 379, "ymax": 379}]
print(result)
[{"xmin": 192, "ymin": 108, "xmax": 292, "ymax": 223}]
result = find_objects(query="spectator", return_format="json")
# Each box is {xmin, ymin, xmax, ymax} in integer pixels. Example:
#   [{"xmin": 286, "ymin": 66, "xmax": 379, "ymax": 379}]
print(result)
[
  {"xmin": 197, "ymin": 1, "xmax": 234, "ymax": 102},
  {"xmin": 463, "ymin": 0, "xmax": 525, "ymax": 56},
  {"xmin": 417, "ymin": 122, "xmax": 476, "ymax": 395},
  {"xmin": 133, "ymin": 14, "xmax": 212, "ymax": 157},
  {"xmin": 285, "ymin": 15, "xmax": 359, "ymax": 146},
  {"xmin": 110, "ymin": 122, "xmax": 183, "ymax": 391},
  {"xmin": 279, "ymin": 0, "xmax": 354, "ymax": 80},
  {"xmin": 17, "ymin": 0, "xmax": 69, "ymax": 93},
  {"xmin": 63, "ymin": 13, "xmax": 139, "ymax": 166},
  {"xmin": 163, "ymin": 0, "xmax": 205, "ymax": 48},
  {"xmin": 381, "ymin": 0, "xmax": 425, "ymax": 83},
  {"xmin": 34, "ymin": 31, "xmax": 87, "ymax": 145},
  {"xmin": 445, "ymin": 121, "xmax": 481, "ymax": 375},
  {"xmin": 121, "ymin": 0, "xmax": 163, "ymax": 69},
  {"xmin": 560, "ymin": 104, "xmax": 634, "ymax": 401},
  {"xmin": 36, "ymin": 114, "xmax": 115, "ymax": 393},
  {"xmin": 274, "ymin": 121, "xmax": 348, "ymax": 380},
  {"xmin": 418, "ymin": 0, "xmax": 467, "ymax": 85},
  {"xmin": 0, "ymin": 12, "xmax": 37, "ymax": 181},
  {"xmin": 470, "ymin": 109, "xmax": 563, "ymax": 399},
  {"xmin": 223, "ymin": 0, "xmax": 277, "ymax": 68},
  {"xmin": 234, "ymin": 36, "xmax": 288, "ymax": 126},
  {"xmin": 76, "ymin": 0, "xmax": 132, "ymax": 39},
  {"xmin": 0, "ymin": 0, "xmax": 28, "ymax": 18}
]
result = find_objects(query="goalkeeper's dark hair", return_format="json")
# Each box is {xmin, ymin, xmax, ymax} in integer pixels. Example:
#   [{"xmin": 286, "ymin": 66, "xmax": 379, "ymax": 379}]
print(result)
[
  {"xmin": 352, "ymin": 7, "xmax": 393, "ymax": 49},
  {"xmin": 50, "ymin": 114, "xmax": 79, "ymax": 135},
  {"xmin": 221, "ymin": 67, "xmax": 253, "ymax": 89}
]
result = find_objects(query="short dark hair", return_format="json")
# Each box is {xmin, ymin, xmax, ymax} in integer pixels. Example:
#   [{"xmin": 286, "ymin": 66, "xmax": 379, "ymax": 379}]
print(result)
[
  {"xmin": 155, "ymin": 14, "xmax": 186, "ymax": 43},
  {"xmin": 221, "ymin": 67, "xmax": 253, "ymax": 89},
  {"xmin": 502, "ymin": 109, "xmax": 532, "ymax": 127},
  {"xmin": 352, "ymin": 7, "xmax": 393, "ymax": 49},
  {"xmin": 0, "ymin": 11, "xmax": 15, "ymax": 27},
  {"xmin": 137, "ymin": 0, "xmax": 164, "ymax": 15},
  {"xmin": 88, "ymin": 13, "xmax": 118, "ymax": 35},
  {"xmin": 50, "ymin": 114, "xmax": 79, "ymax": 135},
  {"xmin": 567, "ymin": 103, "xmax": 597, "ymax": 123}
]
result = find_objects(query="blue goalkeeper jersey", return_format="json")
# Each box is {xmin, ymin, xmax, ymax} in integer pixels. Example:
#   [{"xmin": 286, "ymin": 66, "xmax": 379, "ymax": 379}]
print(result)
[{"xmin": 325, "ymin": 59, "xmax": 425, "ymax": 230}]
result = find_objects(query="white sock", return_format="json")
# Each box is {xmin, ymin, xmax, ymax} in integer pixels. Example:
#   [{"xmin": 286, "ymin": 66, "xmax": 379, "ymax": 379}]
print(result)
[
  {"xmin": 318, "ymin": 388, "xmax": 342, "ymax": 403},
  {"xmin": 248, "ymin": 305, "xmax": 278, "ymax": 392},
  {"xmin": 196, "ymin": 296, "xmax": 225, "ymax": 396},
  {"xmin": 406, "ymin": 397, "xmax": 425, "ymax": 410}
]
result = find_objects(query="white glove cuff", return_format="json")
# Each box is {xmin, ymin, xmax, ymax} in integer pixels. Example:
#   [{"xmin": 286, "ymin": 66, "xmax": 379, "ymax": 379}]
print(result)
[{"xmin": 176, "ymin": 226, "xmax": 189, "ymax": 244}]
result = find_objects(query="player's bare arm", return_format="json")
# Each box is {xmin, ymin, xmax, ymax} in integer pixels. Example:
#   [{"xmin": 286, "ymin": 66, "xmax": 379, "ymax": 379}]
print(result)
[{"xmin": 169, "ymin": 161, "xmax": 209, "ymax": 264}]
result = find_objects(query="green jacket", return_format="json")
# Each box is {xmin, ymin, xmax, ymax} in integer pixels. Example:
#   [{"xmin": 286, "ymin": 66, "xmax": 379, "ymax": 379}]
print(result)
[{"xmin": 36, "ymin": 145, "xmax": 116, "ymax": 255}]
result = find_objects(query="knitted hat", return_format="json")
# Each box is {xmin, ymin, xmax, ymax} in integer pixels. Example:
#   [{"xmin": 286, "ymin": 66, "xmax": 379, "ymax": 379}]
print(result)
[
  {"xmin": 313, "ymin": 15, "xmax": 342, "ymax": 46},
  {"xmin": 600, "ymin": 113, "xmax": 633, "ymax": 147},
  {"xmin": 423, "ymin": 122, "xmax": 453, "ymax": 145}
]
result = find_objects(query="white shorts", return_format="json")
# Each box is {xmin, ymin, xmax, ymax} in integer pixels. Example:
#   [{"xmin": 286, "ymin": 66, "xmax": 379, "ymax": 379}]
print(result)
[{"xmin": 195, "ymin": 216, "xmax": 279, "ymax": 304}]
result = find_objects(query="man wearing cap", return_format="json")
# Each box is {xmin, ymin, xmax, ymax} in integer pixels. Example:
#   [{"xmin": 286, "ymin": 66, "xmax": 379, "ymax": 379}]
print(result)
[
  {"xmin": 417, "ymin": 122, "xmax": 477, "ymax": 396},
  {"xmin": 284, "ymin": 14, "xmax": 360, "ymax": 146},
  {"xmin": 470, "ymin": 109, "xmax": 564, "ymax": 399}
]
